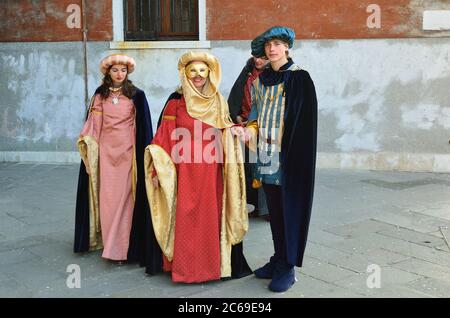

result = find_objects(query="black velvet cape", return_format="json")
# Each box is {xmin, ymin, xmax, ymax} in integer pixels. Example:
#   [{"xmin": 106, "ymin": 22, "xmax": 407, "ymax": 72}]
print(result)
[{"xmin": 227, "ymin": 57, "xmax": 255, "ymax": 123}]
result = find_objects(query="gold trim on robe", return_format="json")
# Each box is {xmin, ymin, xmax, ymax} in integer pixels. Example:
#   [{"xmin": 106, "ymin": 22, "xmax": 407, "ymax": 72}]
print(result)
[
  {"xmin": 132, "ymin": 144, "xmax": 137, "ymax": 201},
  {"xmin": 220, "ymin": 128, "xmax": 248, "ymax": 277},
  {"xmin": 77, "ymin": 135, "xmax": 103, "ymax": 251},
  {"xmin": 144, "ymin": 144, "xmax": 178, "ymax": 261}
]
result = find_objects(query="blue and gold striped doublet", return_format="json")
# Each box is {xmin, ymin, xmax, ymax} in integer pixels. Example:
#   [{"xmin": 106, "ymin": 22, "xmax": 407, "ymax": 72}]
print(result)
[{"xmin": 248, "ymin": 77, "xmax": 286, "ymax": 185}]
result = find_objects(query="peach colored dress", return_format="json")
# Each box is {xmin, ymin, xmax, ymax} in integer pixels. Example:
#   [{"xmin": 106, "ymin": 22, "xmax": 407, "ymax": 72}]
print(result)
[{"xmin": 80, "ymin": 93, "xmax": 136, "ymax": 260}]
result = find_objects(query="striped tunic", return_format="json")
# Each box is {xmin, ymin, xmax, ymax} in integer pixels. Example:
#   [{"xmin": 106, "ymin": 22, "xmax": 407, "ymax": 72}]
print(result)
[{"xmin": 248, "ymin": 78, "xmax": 286, "ymax": 185}]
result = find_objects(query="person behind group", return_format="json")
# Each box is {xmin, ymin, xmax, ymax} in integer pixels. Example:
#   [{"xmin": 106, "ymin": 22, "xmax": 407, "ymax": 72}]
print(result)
[
  {"xmin": 228, "ymin": 54, "xmax": 270, "ymax": 221},
  {"xmin": 232, "ymin": 26, "xmax": 318, "ymax": 292},
  {"xmin": 74, "ymin": 54, "xmax": 162, "ymax": 275},
  {"xmin": 144, "ymin": 51, "xmax": 252, "ymax": 283}
]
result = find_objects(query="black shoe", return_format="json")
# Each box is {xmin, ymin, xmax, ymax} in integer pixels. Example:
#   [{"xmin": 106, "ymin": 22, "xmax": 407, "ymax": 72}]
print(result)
[
  {"xmin": 254, "ymin": 256, "xmax": 277, "ymax": 279},
  {"xmin": 268, "ymin": 260, "xmax": 296, "ymax": 292}
]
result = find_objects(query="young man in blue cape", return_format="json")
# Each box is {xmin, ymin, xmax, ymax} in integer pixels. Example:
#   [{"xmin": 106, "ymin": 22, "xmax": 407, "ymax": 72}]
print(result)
[{"xmin": 234, "ymin": 26, "xmax": 318, "ymax": 292}]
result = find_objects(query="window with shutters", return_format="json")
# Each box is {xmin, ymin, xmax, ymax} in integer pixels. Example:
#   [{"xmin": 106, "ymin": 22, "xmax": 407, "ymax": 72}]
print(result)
[{"xmin": 124, "ymin": 0, "xmax": 199, "ymax": 41}]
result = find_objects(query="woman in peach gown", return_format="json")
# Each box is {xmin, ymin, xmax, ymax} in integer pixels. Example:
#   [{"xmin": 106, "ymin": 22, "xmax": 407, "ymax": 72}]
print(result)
[{"xmin": 74, "ymin": 54, "xmax": 162, "ymax": 274}]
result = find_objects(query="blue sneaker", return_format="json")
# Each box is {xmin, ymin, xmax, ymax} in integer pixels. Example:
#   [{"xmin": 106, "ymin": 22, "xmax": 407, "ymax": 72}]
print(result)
[
  {"xmin": 254, "ymin": 256, "xmax": 277, "ymax": 279},
  {"xmin": 268, "ymin": 261, "xmax": 296, "ymax": 292}
]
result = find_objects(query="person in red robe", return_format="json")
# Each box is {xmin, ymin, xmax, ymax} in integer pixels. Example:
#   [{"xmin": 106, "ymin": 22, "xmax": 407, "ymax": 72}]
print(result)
[{"xmin": 144, "ymin": 51, "xmax": 251, "ymax": 283}]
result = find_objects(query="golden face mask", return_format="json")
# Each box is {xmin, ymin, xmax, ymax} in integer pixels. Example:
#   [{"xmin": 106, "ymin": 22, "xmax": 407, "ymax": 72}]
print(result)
[{"xmin": 185, "ymin": 62, "xmax": 210, "ymax": 79}]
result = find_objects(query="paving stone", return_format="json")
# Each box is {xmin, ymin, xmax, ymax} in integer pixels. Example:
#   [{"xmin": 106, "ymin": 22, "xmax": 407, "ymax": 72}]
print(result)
[
  {"xmin": 307, "ymin": 227, "xmax": 348, "ymax": 245},
  {"xmin": 0, "ymin": 278, "xmax": 33, "ymax": 298},
  {"xmin": 418, "ymin": 206, "xmax": 450, "ymax": 221},
  {"xmin": 190, "ymin": 273, "xmax": 365, "ymax": 298},
  {"xmin": 373, "ymin": 209, "xmax": 450, "ymax": 234},
  {"xmin": 0, "ymin": 212, "xmax": 26, "ymax": 237},
  {"xmin": 321, "ymin": 248, "xmax": 410, "ymax": 274},
  {"xmin": 0, "ymin": 237, "xmax": 46, "ymax": 253},
  {"xmin": 324, "ymin": 219, "xmax": 398, "ymax": 238},
  {"xmin": 301, "ymin": 257, "xmax": 359, "ymax": 283},
  {"xmin": 377, "ymin": 227, "xmax": 447, "ymax": 249},
  {"xmin": 0, "ymin": 272, "xmax": 10, "ymax": 283},
  {"xmin": 391, "ymin": 258, "xmax": 450, "ymax": 284},
  {"xmin": 36, "ymin": 269, "xmax": 156, "ymax": 297},
  {"xmin": 324, "ymin": 232, "xmax": 412, "ymax": 256},
  {"xmin": 304, "ymin": 241, "xmax": 356, "ymax": 268},
  {"xmin": 333, "ymin": 267, "xmax": 423, "ymax": 296},
  {"xmin": 380, "ymin": 238, "xmax": 450, "ymax": 268},
  {"xmin": 0, "ymin": 248, "xmax": 38, "ymax": 266},
  {"xmin": 325, "ymin": 231, "xmax": 450, "ymax": 268},
  {"xmin": 363, "ymin": 286, "xmax": 433, "ymax": 298},
  {"xmin": 4, "ymin": 220, "xmax": 72, "ymax": 241},
  {"xmin": 0, "ymin": 259, "xmax": 66, "ymax": 293},
  {"xmin": 407, "ymin": 277, "xmax": 450, "ymax": 298}
]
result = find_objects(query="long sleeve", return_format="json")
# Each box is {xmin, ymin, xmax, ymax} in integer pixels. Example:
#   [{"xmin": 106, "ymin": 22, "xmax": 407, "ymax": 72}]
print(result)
[
  {"xmin": 80, "ymin": 94, "xmax": 103, "ymax": 141},
  {"xmin": 76, "ymin": 93, "xmax": 103, "ymax": 251},
  {"xmin": 144, "ymin": 98, "xmax": 179, "ymax": 261},
  {"xmin": 78, "ymin": 94, "xmax": 103, "ymax": 175}
]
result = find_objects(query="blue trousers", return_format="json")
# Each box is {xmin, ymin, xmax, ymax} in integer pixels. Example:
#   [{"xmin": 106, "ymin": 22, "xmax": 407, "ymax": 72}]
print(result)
[{"xmin": 262, "ymin": 183, "xmax": 287, "ymax": 262}]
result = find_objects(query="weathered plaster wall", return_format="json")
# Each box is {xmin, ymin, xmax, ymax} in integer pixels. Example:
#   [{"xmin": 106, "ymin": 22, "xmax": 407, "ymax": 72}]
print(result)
[{"xmin": 1, "ymin": 38, "xmax": 449, "ymax": 171}]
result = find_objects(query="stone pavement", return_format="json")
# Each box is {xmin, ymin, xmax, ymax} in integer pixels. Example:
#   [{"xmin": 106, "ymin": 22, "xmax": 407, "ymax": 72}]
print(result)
[{"xmin": 1, "ymin": 162, "xmax": 450, "ymax": 298}]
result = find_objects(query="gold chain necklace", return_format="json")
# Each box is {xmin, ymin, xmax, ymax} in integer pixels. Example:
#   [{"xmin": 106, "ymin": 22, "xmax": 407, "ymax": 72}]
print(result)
[{"xmin": 109, "ymin": 86, "xmax": 122, "ymax": 92}]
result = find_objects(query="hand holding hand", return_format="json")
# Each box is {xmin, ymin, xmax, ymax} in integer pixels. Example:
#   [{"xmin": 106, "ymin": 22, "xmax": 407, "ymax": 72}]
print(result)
[{"xmin": 231, "ymin": 126, "xmax": 251, "ymax": 142}]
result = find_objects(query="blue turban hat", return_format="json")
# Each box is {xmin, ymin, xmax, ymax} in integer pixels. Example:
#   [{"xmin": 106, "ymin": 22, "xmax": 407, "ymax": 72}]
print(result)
[{"xmin": 251, "ymin": 26, "xmax": 296, "ymax": 58}]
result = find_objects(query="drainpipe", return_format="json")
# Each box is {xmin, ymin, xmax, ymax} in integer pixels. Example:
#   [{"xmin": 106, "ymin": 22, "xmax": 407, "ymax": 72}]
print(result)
[{"xmin": 82, "ymin": 0, "xmax": 89, "ymax": 110}]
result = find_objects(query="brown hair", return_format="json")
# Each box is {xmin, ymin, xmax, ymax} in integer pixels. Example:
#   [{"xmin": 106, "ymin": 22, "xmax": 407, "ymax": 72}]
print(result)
[{"xmin": 98, "ymin": 67, "xmax": 136, "ymax": 100}]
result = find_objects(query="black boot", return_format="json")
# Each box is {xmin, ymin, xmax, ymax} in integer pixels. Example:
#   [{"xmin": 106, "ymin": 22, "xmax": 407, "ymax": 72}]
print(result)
[{"xmin": 268, "ymin": 260, "xmax": 296, "ymax": 292}]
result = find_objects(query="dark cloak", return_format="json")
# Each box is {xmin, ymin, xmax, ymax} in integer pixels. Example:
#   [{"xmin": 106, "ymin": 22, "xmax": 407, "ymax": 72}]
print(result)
[{"xmin": 227, "ymin": 58, "xmax": 255, "ymax": 123}]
